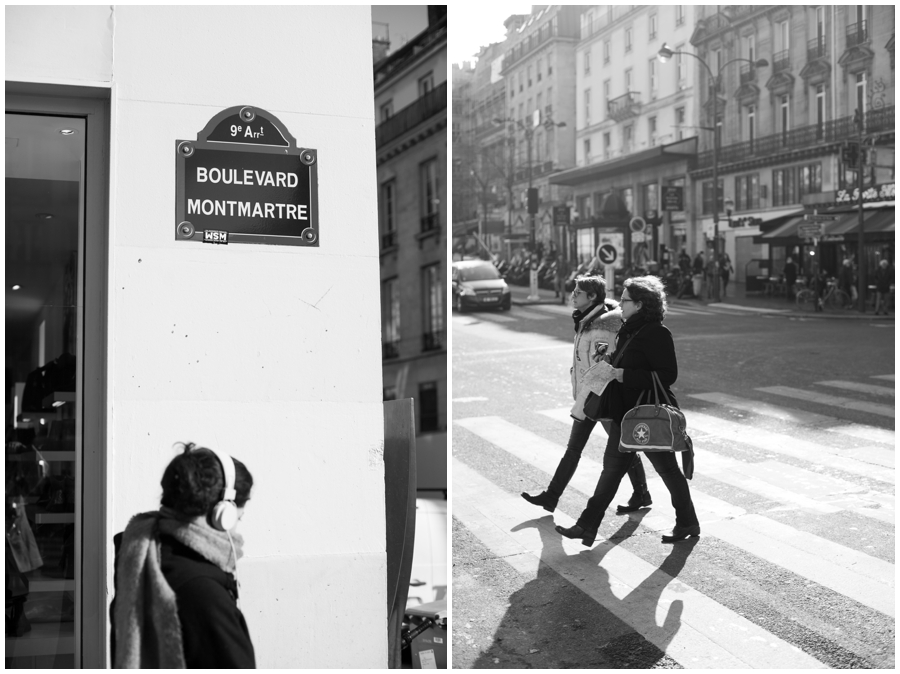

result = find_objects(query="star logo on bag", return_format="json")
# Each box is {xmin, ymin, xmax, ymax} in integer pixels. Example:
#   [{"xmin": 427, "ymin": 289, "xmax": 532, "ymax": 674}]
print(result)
[{"xmin": 633, "ymin": 423, "xmax": 650, "ymax": 445}]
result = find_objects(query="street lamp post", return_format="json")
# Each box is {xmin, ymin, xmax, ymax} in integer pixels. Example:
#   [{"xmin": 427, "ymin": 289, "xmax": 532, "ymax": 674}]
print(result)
[{"xmin": 658, "ymin": 43, "xmax": 768, "ymax": 303}]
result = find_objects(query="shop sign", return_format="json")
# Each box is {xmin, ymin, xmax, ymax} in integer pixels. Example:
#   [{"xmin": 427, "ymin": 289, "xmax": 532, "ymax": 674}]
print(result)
[
  {"xmin": 662, "ymin": 186, "xmax": 684, "ymax": 211},
  {"xmin": 175, "ymin": 106, "xmax": 319, "ymax": 247},
  {"xmin": 834, "ymin": 182, "xmax": 894, "ymax": 206},
  {"xmin": 553, "ymin": 205, "xmax": 570, "ymax": 226}
]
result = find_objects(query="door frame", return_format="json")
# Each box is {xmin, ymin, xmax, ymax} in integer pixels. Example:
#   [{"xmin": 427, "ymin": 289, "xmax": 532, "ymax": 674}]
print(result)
[{"xmin": 6, "ymin": 82, "xmax": 110, "ymax": 668}]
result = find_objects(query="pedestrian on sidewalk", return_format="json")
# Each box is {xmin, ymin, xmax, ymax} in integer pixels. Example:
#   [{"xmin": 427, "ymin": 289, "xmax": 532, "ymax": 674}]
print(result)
[
  {"xmin": 720, "ymin": 253, "xmax": 733, "ymax": 298},
  {"xmin": 111, "ymin": 443, "xmax": 256, "ymax": 668},
  {"xmin": 783, "ymin": 257, "xmax": 798, "ymax": 300},
  {"xmin": 521, "ymin": 275, "xmax": 651, "ymax": 515},
  {"xmin": 838, "ymin": 259, "xmax": 855, "ymax": 309},
  {"xmin": 705, "ymin": 253, "xmax": 717, "ymax": 299},
  {"xmin": 555, "ymin": 276, "xmax": 698, "ymax": 547},
  {"xmin": 691, "ymin": 251, "xmax": 704, "ymax": 298},
  {"xmin": 874, "ymin": 258, "xmax": 893, "ymax": 315}
]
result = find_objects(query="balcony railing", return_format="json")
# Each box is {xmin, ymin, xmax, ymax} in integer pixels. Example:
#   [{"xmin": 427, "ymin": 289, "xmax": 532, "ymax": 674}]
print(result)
[
  {"xmin": 376, "ymin": 81, "xmax": 447, "ymax": 148},
  {"xmin": 381, "ymin": 230, "xmax": 396, "ymax": 249},
  {"xmin": 383, "ymin": 341, "xmax": 400, "ymax": 360},
  {"xmin": 421, "ymin": 212, "xmax": 440, "ymax": 233},
  {"xmin": 773, "ymin": 50, "xmax": 790, "ymax": 73},
  {"xmin": 607, "ymin": 92, "xmax": 641, "ymax": 122},
  {"xmin": 422, "ymin": 330, "xmax": 444, "ymax": 352},
  {"xmin": 807, "ymin": 36, "xmax": 827, "ymax": 62},
  {"xmin": 696, "ymin": 105, "xmax": 894, "ymax": 170},
  {"xmin": 846, "ymin": 21, "xmax": 868, "ymax": 48}
]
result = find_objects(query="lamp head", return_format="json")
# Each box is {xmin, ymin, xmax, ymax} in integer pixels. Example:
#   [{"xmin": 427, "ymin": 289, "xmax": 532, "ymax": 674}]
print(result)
[
  {"xmin": 754, "ymin": 58, "xmax": 769, "ymax": 68},
  {"xmin": 658, "ymin": 43, "xmax": 674, "ymax": 63},
  {"xmin": 724, "ymin": 197, "xmax": 735, "ymax": 215}
]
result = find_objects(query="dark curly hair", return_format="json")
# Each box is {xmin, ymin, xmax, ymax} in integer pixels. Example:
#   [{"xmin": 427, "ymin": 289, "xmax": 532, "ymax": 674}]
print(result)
[
  {"xmin": 624, "ymin": 275, "xmax": 668, "ymax": 322},
  {"xmin": 160, "ymin": 442, "xmax": 253, "ymax": 518}
]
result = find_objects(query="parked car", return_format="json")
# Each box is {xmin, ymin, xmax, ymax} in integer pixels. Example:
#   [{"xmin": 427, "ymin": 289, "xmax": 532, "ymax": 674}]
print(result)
[{"xmin": 451, "ymin": 260, "xmax": 511, "ymax": 312}]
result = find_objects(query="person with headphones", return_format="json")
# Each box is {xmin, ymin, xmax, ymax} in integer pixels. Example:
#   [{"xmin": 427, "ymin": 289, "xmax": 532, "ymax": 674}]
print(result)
[{"xmin": 111, "ymin": 443, "xmax": 255, "ymax": 668}]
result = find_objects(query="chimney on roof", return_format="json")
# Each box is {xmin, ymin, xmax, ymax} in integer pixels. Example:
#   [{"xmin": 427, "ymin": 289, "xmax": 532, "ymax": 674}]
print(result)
[{"xmin": 372, "ymin": 21, "xmax": 390, "ymax": 65}]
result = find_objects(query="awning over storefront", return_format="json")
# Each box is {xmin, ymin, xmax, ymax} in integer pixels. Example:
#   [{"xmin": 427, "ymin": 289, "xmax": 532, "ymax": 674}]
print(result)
[
  {"xmin": 549, "ymin": 136, "xmax": 698, "ymax": 187},
  {"xmin": 698, "ymin": 207, "xmax": 803, "ymax": 238},
  {"xmin": 754, "ymin": 206, "xmax": 895, "ymax": 245}
]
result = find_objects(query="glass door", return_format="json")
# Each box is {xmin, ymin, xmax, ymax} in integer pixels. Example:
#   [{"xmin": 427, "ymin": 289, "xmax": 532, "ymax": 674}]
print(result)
[{"xmin": 6, "ymin": 112, "xmax": 85, "ymax": 668}]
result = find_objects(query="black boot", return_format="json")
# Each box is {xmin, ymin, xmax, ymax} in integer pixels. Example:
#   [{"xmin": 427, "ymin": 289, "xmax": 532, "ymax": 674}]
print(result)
[
  {"xmin": 555, "ymin": 524, "xmax": 598, "ymax": 547},
  {"xmin": 661, "ymin": 524, "xmax": 701, "ymax": 543},
  {"xmin": 520, "ymin": 491, "xmax": 558, "ymax": 513},
  {"xmin": 616, "ymin": 489, "xmax": 652, "ymax": 514}
]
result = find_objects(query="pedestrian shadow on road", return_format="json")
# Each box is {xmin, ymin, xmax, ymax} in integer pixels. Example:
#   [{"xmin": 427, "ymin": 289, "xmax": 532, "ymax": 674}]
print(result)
[{"xmin": 470, "ymin": 513, "xmax": 699, "ymax": 668}]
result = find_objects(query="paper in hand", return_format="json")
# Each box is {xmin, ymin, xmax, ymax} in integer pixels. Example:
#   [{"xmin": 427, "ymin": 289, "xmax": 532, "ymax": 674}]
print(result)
[{"xmin": 582, "ymin": 360, "xmax": 616, "ymax": 395}]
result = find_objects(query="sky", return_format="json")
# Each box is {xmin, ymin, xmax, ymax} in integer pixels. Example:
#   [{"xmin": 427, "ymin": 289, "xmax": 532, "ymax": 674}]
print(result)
[
  {"xmin": 371, "ymin": 5, "xmax": 429, "ymax": 57},
  {"xmin": 450, "ymin": 2, "xmax": 533, "ymax": 66}
]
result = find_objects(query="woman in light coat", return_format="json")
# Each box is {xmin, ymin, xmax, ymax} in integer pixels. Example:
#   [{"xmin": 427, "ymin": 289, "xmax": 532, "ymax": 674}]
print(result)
[{"xmin": 521, "ymin": 275, "xmax": 652, "ymax": 514}]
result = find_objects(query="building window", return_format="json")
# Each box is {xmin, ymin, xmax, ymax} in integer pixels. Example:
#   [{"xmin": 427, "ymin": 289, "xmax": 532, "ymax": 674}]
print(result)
[
  {"xmin": 744, "ymin": 33, "xmax": 756, "ymax": 62},
  {"xmin": 548, "ymin": 58, "xmax": 553, "ymax": 76},
  {"xmin": 625, "ymin": 27, "xmax": 633, "ymax": 53},
  {"xmin": 584, "ymin": 49, "xmax": 591, "ymax": 75},
  {"xmin": 546, "ymin": 86, "xmax": 553, "ymax": 115},
  {"xmin": 675, "ymin": 5, "xmax": 685, "ymax": 26},
  {"xmin": 855, "ymin": 71, "xmax": 867, "ymax": 119},
  {"xmin": 649, "ymin": 116, "xmax": 657, "ymax": 146},
  {"xmin": 649, "ymin": 13, "xmax": 657, "ymax": 40},
  {"xmin": 519, "ymin": 72, "xmax": 523, "ymax": 92},
  {"xmin": 418, "ymin": 72, "xmax": 434, "ymax": 97},
  {"xmin": 747, "ymin": 105, "xmax": 756, "ymax": 148},
  {"xmin": 702, "ymin": 179, "xmax": 724, "ymax": 214},
  {"xmin": 537, "ymin": 57, "xmax": 543, "ymax": 81},
  {"xmin": 603, "ymin": 79, "xmax": 610, "ymax": 119},
  {"xmin": 527, "ymin": 65, "xmax": 533, "ymax": 87},
  {"xmin": 780, "ymin": 95, "xmax": 791, "ymax": 138},
  {"xmin": 623, "ymin": 124, "xmax": 633, "ymax": 153},
  {"xmin": 380, "ymin": 180, "xmax": 396, "ymax": 248},
  {"xmin": 772, "ymin": 167, "xmax": 798, "ymax": 207},
  {"xmin": 583, "ymin": 138, "xmax": 591, "ymax": 165},
  {"xmin": 420, "ymin": 158, "xmax": 439, "ymax": 232},
  {"xmin": 649, "ymin": 58, "xmax": 657, "ymax": 98},
  {"xmin": 799, "ymin": 163, "xmax": 823, "ymax": 197},
  {"xmin": 603, "ymin": 132, "xmax": 611, "ymax": 160},
  {"xmin": 584, "ymin": 88, "xmax": 591, "ymax": 126},
  {"xmin": 675, "ymin": 106, "xmax": 685, "ymax": 140},
  {"xmin": 815, "ymin": 84, "xmax": 825, "ymax": 139},
  {"xmin": 380, "ymin": 100, "xmax": 393, "ymax": 122},
  {"xmin": 382, "ymin": 277, "xmax": 400, "ymax": 359},
  {"xmin": 421, "ymin": 264, "xmax": 443, "ymax": 351},
  {"xmin": 676, "ymin": 45, "xmax": 686, "ymax": 89},
  {"xmin": 417, "ymin": 381, "xmax": 440, "ymax": 433},
  {"xmin": 734, "ymin": 174, "xmax": 760, "ymax": 211},
  {"xmin": 603, "ymin": 39, "xmax": 610, "ymax": 64},
  {"xmin": 776, "ymin": 19, "xmax": 790, "ymax": 52},
  {"xmin": 625, "ymin": 68, "xmax": 632, "ymax": 91}
]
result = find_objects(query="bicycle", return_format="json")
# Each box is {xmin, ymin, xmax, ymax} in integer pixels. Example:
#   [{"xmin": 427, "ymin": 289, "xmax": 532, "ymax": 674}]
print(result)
[{"xmin": 796, "ymin": 277, "xmax": 852, "ymax": 311}]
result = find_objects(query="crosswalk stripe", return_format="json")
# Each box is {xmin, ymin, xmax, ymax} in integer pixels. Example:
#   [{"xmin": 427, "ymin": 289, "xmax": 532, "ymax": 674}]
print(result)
[
  {"xmin": 688, "ymin": 410, "xmax": 895, "ymax": 484},
  {"xmin": 815, "ymin": 380, "xmax": 895, "ymax": 397},
  {"xmin": 455, "ymin": 416, "xmax": 894, "ymax": 617},
  {"xmin": 667, "ymin": 306, "xmax": 714, "ymax": 316},
  {"xmin": 872, "ymin": 374, "xmax": 895, "ymax": 382},
  {"xmin": 454, "ymin": 458, "xmax": 829, "ymax": 668},
  {"xmin": 756, "ymin": 385, "xmax": 895, "ymax": 419},
  {"xmin": 688, "ymin": 392, "xmax": 895, "ymax": 459},
  {"xmin": 452, "ymin": 396, "xmax": 489, "ymax": 403}
]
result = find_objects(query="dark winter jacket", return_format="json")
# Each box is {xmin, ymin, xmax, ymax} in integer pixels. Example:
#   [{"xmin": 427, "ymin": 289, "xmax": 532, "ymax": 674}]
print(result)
[
  {"xmin": 159, "ymin": 534, "xmax": 256, "ymax": 669},
  {"xmin": 598, "ymin": 316, "xmax": 678, "ymax": 425},
  {"xmin": 875, "ymin": 264, "xmax": 893, "ymax": 293}
]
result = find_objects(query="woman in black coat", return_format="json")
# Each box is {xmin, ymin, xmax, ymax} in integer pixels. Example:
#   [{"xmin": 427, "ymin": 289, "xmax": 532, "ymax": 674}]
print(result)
[
  {"xmin": 555, "ymin": 276, "xmax": 698, "ymax": 547},
  {"xmin": 112, "ymin": 443, "xmax": 256, "ymax": 668}
]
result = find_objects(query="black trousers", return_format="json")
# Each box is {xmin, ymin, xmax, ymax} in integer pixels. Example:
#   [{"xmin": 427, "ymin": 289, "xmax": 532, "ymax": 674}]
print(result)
[
  {"xmin": 576, "ymin": 422, "xmax": 698, "ymax": 532},
  {"xmin": 547, "ymin": 418, "xmax": 647, "ymax": 502}
]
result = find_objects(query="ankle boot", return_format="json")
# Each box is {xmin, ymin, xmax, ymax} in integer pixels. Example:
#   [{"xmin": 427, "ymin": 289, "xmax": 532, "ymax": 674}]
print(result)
[
  {"xmin": 661, "ymin": 524, "xmax": 701, "ymax": 543},
  {"xmin": 554, "ymin": 524, "xmax": 598, "ymax": 547},
  {"xmin": 616, "ymin": 489, "xmax": 652, "ymax": 514},
  {"xmin": 520, "ymin": 491, "xmax": 558, "ymax": 513}
]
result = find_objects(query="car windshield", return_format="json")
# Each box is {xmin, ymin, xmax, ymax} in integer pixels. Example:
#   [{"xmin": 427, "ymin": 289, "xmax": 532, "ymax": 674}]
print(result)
[{"xmin": 459, "ymin": 264, "xmax": 500, "ymax": 282}]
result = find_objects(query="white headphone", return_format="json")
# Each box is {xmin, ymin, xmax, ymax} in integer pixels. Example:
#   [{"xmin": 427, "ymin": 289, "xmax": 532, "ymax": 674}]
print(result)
[{"xmin": 196, "ymin": 445, "xmax": 239, "ymax": 532}]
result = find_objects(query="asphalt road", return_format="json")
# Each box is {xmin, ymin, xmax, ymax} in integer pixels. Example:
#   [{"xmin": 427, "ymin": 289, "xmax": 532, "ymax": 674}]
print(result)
[{"xmin": 451, "ymin": 300, "xmax": 895, "ymax": 669}]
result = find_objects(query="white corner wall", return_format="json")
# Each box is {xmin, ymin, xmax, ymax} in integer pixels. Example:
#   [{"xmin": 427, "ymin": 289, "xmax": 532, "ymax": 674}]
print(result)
[{"xmin": 7, "ymin": 6, "xmax": 386, "ymax": 668}]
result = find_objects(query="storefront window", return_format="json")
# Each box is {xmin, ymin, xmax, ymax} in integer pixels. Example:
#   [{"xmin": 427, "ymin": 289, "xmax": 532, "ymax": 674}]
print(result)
[{"xmin": 6, "ymin": 113, "xmax": 85, "ymax": 668}]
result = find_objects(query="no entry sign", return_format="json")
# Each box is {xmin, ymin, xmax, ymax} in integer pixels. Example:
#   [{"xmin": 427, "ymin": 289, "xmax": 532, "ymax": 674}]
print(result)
[{"xmin": 175, "ymin": 106, "xmax": 319, "ymax": 246}]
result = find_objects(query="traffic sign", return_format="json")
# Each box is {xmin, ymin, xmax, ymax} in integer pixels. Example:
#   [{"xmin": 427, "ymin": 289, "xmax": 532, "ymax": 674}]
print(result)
[
  {"xmin": 803, "ymin": 214, "xmax": 838, "ymax": 222},
  {"xmin": 597, "ymin": 244, "xmax": 618, "ymax": 264},
  {"xmin": 798, "ymin": 223, "xmax": 823, "ymax": 238}
]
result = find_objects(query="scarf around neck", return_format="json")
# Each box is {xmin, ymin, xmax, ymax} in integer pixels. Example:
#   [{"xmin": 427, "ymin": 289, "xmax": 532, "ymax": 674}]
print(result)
[
  {"xmin": 573, "ymin": 300, "xmax": 613, "ymax": 332},
  {"xmin": 113, "ymin": 508, "xmax": 244, "ymax": 668}
]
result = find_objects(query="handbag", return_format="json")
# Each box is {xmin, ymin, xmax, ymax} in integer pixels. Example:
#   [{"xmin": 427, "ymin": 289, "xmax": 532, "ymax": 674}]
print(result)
[
  {"xmin": 619, "ymin": 371, "xmax": 693, "ymax": 455},
  {"xmin": 582, "ymin": 327, "xmax": 643, "ymax": 420}
]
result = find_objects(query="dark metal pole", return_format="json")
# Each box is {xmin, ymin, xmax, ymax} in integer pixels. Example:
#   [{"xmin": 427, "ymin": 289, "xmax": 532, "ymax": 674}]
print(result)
[
  {"xmin": 857, "ymin": 123, "xmax": 867, "ymax": 312},
  {"xmin": 711, "ymin": 76, "xmax": 721, "ymax": 302}
]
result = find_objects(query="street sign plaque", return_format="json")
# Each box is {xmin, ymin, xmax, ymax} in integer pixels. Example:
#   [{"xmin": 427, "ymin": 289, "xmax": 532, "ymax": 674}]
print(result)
[
  {"xmin": 175, "ymin": 106, "xmax": 319, "ymax": 247},
  {"xmin": 803, "ymin": 214, "xmax": 838, "ymax": 222},
  {"xmin": 798, "ymin": 223, "xmax": 823, "ymax": 238},
  {"xmin": 553, "ymin": 205, "xmax": 570, "ymax": 226}
]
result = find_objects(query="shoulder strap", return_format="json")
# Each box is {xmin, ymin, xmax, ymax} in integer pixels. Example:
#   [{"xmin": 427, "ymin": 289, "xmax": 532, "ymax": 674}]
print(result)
[{"xmin": 610, "ymin": 326, "xmax": 643, "ymax": 368}]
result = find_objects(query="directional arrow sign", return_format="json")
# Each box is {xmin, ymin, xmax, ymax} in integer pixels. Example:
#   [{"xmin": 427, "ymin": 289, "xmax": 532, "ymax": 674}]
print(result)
[{"xmin": 598, "ymin": 244, "xmax": 618, "ymax": 264}]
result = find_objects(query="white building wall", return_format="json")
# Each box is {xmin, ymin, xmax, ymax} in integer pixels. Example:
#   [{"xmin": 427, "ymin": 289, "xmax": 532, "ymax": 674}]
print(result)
[{"xmin": 7, "ymin": 5, "xmax": 387, "ymax": 668}]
